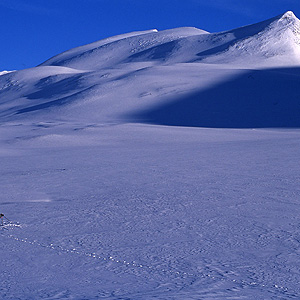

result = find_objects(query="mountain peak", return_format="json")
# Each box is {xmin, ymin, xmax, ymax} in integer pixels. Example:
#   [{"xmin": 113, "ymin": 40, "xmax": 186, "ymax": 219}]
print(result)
[
  {"xmin": 276, "ymin": 11, "xmax": 300, "ymax": 28},
  {"xmin": 275, "ymin": 11, "xmax": 300, "ymax": 42},
  {"xmin": 279, "ymin": 11, "xmax": 297, "ymax": 21}
]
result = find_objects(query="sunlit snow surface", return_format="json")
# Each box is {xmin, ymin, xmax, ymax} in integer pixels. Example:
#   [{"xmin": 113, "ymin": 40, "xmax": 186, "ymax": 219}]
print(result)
[{"xmin": 1, "ymin": 11, "xmax": 300, "ymax": 300}]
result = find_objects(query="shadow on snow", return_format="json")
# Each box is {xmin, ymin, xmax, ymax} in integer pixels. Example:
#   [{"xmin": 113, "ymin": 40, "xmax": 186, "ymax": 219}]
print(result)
[{"xmin": 128, "ymin": 67, "xmax": 300, "ymax": 128}]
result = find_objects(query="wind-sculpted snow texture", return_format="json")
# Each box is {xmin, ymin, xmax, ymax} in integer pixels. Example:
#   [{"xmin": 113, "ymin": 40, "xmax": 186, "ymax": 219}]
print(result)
[{"xmin": 1, "ymin": 11, "xmax": 300, "ymax": 300}]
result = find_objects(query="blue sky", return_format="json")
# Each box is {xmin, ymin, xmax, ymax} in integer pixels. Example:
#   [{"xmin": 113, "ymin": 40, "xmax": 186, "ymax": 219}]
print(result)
[{"xmin": 1, "ymin": 0, "xmax": 300, "ymax": 70}]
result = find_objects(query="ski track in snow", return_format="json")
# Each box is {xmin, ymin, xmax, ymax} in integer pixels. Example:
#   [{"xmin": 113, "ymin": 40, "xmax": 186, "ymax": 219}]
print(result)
[
  {"xmin": 0, "ymin": 222, "xmax": 292, "ymax": 299},
  {"xmin": 1, "ymin": 123, "xmax": 300, "ymax": 299}
]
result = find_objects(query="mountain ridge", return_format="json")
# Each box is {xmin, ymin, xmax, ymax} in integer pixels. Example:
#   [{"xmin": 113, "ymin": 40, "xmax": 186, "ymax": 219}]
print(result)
[
  {"xmin": 1, "ymin": 11, "xmax": 300, "ymax": 128},
  {"xmin": 35, "ymin": 11, "xmax": 300, "ymax": 70}
]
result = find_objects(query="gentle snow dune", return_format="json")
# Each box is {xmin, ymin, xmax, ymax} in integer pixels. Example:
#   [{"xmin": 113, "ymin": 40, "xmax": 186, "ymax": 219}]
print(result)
[
  {"xmin": 1, "ymin": 11, "xmax": 300, "ymax": 300},
  {"xmin": 0, "ymin": 66, "xmax": 87, "ymax": 119}
]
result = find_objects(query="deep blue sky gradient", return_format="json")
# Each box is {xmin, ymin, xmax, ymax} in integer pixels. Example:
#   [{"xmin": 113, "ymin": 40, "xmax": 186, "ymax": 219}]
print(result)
[{"xmin": 1, "ymin": 0, "xmax": 300, "ymax": 70}]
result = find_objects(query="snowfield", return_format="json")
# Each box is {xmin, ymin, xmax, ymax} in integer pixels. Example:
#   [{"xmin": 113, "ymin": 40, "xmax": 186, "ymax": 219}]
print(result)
[{"xmin": 1, "ymin": 11, "xmax": 300, "ymax": 300}]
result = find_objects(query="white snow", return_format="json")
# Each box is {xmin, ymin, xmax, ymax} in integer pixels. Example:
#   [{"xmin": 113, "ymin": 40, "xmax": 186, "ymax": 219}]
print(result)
[
  {"xmin": 0, "ymin": 70, "xmax": 13, "ymax": 76},
  {"xmin": 40, "ymin": 27, "xmax": 207, "ymax": 70},
  {"xmin": 1, "ymin": 11, "xmax": 300, "ymax": 300}
]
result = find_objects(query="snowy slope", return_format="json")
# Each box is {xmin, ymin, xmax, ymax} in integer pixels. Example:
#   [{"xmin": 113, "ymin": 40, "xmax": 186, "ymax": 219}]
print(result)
[
  {"xmin": 1, "ymin": 12, "xmax": 300, "ymax": 125},
  {"xmin": 1, "ymin": 11, "xmax": 300, "ymax": 300},
  {"xmin": 40, "ymin": 11, "xmax": 300, "ymax": 69},
  {"xmin": 202, "ymin": 11, "xmax": 300, "ymax": 66},
  {"xmin": 125, "ymin": 11, "xmax": 300, "ymax": 67},
  {"xmin": 40, "ymin": 27, "xmax": 208, "ymax": 70}
]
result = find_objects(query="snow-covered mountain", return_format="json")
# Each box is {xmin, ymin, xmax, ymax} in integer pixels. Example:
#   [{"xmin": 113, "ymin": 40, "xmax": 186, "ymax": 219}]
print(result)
[
  {"xmin": 1, "ymin": 12, "xmax": 300, "ymax": 300},
  {"xmin": 1, "ymin": 11, "xmax": 300, "ymax": 128},
  {"xmin": 39, "ymin": 11, "xmax": 300, "ymax": 69}
]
